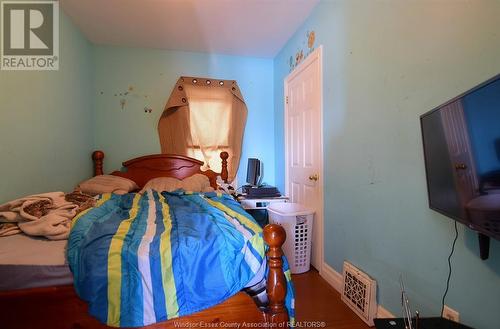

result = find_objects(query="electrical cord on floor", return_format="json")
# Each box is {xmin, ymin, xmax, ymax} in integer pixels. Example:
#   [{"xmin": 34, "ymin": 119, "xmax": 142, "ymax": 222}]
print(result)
[{"xmin": 440, "ymin": 220, "xmax": 459, "ymax": 317}]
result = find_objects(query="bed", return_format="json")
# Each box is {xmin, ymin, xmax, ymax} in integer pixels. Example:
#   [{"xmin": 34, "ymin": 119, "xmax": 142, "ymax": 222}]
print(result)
[
  {"xmin": 0, "ymin": 234, "xmax": 72, "ymax": 291},
  {"xmin": 0, "ymin": 151, "xmax": 291, "ymax": 329}
]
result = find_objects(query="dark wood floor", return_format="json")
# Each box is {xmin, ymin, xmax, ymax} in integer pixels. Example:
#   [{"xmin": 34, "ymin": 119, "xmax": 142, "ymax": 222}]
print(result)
[
  {"xmin": 293, "ymin": 269, "xmax": 370, "ymax": 329},
  {"xmin": 0, "ymin": 269, "xmax": 369, "ymax": 329}
]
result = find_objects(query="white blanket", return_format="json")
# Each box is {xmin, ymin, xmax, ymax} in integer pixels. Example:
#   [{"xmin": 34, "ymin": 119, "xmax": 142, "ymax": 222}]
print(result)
[{"xmin": 0, "ymin": 192, "xmax": 78, "ymax": 240}]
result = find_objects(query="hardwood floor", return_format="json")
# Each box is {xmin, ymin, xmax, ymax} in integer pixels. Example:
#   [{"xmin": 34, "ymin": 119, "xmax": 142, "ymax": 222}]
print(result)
[
  {"xmin": 0, "ymin": 269, "xmax": 370, "ymax": 329},
  {"xmin": 293, "ymin": 269, "xmax": 370, "ymax": 329}
]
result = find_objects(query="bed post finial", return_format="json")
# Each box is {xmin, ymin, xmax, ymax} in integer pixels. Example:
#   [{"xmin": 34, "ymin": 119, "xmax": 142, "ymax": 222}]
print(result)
[
  {"xmin": 263, "ymin": 224, "xmax": 289, "ymax": 328},
  {"xmin": 92, "ymin": 150, "xmax": 105, "ymax": 176},
  {"xmin": 220, "ymin": 152, "xmax": 229, "ymax": 183}
]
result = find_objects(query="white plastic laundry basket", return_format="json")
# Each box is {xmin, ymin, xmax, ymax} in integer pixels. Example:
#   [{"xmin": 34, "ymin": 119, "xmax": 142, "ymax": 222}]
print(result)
[{"xmin": 267, "ymin": 203, "xmax": 314, "ymax": 274}]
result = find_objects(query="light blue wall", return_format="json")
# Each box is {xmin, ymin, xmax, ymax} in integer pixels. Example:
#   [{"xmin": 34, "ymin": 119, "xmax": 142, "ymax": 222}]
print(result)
[
  {"xmin": 0, "ymin": 12, "xmax": 94, "ymax": 202},
  {"xmin": 274, "ymin": 1, "xmax": 500, "ymax": 328},
  {"xmin": 93, "ymin": 46, "xmax": 274, "ymax": 187}
]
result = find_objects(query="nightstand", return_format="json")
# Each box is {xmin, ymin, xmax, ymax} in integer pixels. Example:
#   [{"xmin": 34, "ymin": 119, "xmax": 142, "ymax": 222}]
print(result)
[{"xmin": 237, "ymin": 195, "xmax": 289, "ymax": 227}]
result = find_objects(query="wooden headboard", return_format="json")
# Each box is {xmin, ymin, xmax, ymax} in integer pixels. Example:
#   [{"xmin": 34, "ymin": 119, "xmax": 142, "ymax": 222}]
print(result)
[{"xmin": 92, "ymin": 151, "xmax": 228, "ymax": 189}]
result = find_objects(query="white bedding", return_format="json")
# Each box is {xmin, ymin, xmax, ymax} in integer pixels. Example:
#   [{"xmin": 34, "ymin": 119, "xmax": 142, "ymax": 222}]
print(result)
[
  {"xmin": 0, "ymin": 233, "xmax": 67, "ymax": 265},
  {"xmin": 0, "ymin": 234, "xmax": 72, "ymax": 291}
]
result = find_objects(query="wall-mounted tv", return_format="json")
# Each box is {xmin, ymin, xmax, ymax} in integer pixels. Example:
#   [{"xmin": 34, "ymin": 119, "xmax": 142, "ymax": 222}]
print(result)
[{"xmin": 420, "ymin": 74, "xmax": 500, "ymax": 259}]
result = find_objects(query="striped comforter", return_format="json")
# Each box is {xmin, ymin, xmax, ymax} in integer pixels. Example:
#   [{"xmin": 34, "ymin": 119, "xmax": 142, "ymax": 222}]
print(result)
[{"xmin": 68, "ymin": 190, "xmax": 294, "ymax": 327}]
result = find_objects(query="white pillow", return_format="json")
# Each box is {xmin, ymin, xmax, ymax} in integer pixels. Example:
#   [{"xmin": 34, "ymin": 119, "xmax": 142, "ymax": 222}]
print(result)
[
  {"xmin": 141, "ymin": 174, "xmax": 214, "ymax": 194},
  {"xmin": 78, "ymin": 175, "xmax": 139, "ymax": 196}
]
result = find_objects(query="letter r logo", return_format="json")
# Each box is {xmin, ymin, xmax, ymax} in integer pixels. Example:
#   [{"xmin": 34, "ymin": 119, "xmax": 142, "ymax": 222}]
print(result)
[{"xmin": 2, "ymin": 2, "xmax": 54, "ymax": 55}]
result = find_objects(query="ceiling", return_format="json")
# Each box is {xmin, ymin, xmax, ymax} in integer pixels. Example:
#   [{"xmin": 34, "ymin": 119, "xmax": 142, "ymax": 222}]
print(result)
[{"xmin": 60, "ymin": 0, "xmax": 320, "ymax": 58}]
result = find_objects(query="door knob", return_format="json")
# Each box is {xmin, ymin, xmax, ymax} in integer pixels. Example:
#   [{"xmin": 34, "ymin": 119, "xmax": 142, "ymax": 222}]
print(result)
[{"xmin": 309, "ymin": 174, "xmax": 319, "ymax": 181}]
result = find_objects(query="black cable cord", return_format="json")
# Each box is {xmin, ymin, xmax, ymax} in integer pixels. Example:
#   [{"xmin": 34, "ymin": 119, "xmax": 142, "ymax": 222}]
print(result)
[{"xmin": 441, "ymin": 220, "xmax": 459, "ymax": 317}]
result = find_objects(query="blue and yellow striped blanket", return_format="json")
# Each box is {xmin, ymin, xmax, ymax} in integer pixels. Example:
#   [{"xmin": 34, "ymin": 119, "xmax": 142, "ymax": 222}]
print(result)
[{"xmin": 68, "ymin": 190, "xmax": 294, "ymax": 327}]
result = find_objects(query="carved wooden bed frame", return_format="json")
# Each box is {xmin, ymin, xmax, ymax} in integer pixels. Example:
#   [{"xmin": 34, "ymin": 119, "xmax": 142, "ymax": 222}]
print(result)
[
  {"xmin": 91, "ymin": 150, "xmax": 229, "ymax": 189},
  {"xmin": 0, "ymin": 151, "xmax": 289, "ymax": 329}
]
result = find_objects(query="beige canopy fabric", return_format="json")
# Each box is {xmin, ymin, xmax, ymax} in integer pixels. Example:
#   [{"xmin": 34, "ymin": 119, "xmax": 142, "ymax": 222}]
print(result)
[{"xmin": 158, "ymin": 77, "xmax": 247, "ymax": 182}]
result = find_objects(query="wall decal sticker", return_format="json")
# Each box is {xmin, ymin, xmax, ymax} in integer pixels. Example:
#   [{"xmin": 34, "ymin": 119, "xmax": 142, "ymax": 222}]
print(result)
[
  {"xmin": 107, "ymin": 84, "xmax": 151, "ymax": 112},
  {"xmin": 288, "ymin": 30, "xmax": 317, "ymax": 72},
  {"xmin": 307, "ymin": 30, "xmax": 316, "ymax": 54},
  {"xmin": 295, "ymin": 49, "xmax": 304, "ymax": 66}
]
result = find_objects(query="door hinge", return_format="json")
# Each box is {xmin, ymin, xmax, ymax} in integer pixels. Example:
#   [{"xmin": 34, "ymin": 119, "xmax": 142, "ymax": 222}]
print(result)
[{"xmin": 286, "ymin": 96, "xmax": 289, "ymax": 104}]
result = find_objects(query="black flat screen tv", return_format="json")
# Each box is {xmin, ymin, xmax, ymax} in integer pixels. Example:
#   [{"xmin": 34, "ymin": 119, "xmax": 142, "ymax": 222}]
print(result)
[{"xmin": 420, "ymin": 74, "xmax": 500, "ymax": 251}]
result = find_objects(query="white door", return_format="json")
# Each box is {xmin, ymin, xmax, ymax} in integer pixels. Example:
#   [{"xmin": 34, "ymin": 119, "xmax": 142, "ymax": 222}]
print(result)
[{"xmin": 285, "ymin": 46, "xmax": 323, "ymax": 271}]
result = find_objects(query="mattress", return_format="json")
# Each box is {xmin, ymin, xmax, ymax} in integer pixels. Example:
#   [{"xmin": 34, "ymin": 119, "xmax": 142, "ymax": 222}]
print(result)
[
  {"xmin": 0, "ymin": 234, "xmax": 73, "ymax": 291},
  {"xmin": 0, "ymin": 232, "xmax": 266, "ymax": 292}
]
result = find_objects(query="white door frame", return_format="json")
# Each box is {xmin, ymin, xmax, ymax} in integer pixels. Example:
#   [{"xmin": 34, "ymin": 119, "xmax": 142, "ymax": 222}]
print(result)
[{"xmin": 284, "ymin": 45, "xmax": 324, "ymax": 272}]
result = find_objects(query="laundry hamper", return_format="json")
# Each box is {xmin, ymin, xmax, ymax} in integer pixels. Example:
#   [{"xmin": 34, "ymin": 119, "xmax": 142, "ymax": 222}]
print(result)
[{"xmin": 267, "ymin": 203, "xmax": 314, "ymax": 274}]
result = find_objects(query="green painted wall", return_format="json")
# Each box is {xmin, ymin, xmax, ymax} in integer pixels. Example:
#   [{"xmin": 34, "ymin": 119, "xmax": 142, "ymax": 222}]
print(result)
[
  {"xmin": 92, "ymin": 46, "xmax": 275, "ymax": 186},
  {"xmin": 0, "ymin": 12, "xmax": 94, "ymax": 203},
  {"xmin": 274, "ymin": 1, "xmax": 500, "ymax": 328}
]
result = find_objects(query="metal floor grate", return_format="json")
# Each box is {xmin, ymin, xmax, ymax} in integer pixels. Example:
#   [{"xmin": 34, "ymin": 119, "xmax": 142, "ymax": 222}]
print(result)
[{"xmin": 341, "ymin": 261, "xmax": 377, "ymax": 326}]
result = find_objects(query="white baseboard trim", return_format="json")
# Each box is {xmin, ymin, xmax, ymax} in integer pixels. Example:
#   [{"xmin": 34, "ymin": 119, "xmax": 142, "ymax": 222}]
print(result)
[
  {"xmin": 319, "ymin": 262, "xmax": 396, "ymax": 319},
  {"xmin": 319, "ymin": 262, "xmax": 343, "ymax": 292},
  {"xmin": 376, "ymin": 305, "xmax": 395, "ymax": 319}
]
